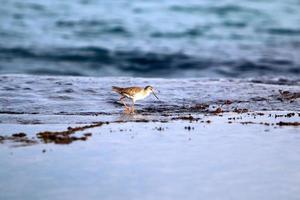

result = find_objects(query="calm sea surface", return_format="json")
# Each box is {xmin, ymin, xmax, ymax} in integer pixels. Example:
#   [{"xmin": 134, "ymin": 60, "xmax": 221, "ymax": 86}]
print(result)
[{"xmin": 0, "ymin": 0, "xmax": 300, "ymax": 77}]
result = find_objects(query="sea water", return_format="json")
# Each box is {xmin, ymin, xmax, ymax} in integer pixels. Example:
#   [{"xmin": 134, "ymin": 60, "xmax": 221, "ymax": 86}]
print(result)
[{"xmin": 0, "ymin": 0, "xmax": 300, "ymax": 77}]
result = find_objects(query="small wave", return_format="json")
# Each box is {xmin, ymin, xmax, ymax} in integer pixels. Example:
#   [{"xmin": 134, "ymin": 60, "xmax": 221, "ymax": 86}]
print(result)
[
  {"xmin": 266, "ymin": 28, "xmax": 300, "ymax": 36},
  {"xmin": 56, "ymin": 19, "xmax": 130, "ymax": 36},
  {"xmin": 0, "ymin": 46, "xmax": 299, "ymax": 77},
  {"xmin": 169, "ymin": 4, "xmax": 260, "ymax": 16},
  {"xmin": 169, "ymin": 5, "xmax": 206, "ymax": 13},
  {"xmin": 14, "ymin": 2, "xmax": 45, "ymax": 11},
  {"xmin": 56, "ymin": 19, "xmax": 116, "ymax": 28},
  {"xmin": 259, "ymin": 58, "xmax": 293, "ymax": 66},
  {"xmin": 222, "ymin": 21, "xmax": 247, "ymax": 28},
  {"xmin": 210, "ymin": 5, "xmax": 260, "ymax": 16},
  {"xmin": 151, "ymin": 26, "xmax": 209, "ymax": 38},
  {"xmin": 0, "ymin": 47, "xmax": 110, "ymax": 62},
  {"xmin": 27, "ymin": 68, "xmax": 84, "ymax": 76}
]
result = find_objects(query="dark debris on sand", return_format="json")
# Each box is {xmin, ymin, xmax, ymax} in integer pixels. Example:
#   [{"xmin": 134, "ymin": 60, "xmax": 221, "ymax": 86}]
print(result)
[
  {"xmin": 0, "ymin": 133, "xmax": 37, "ymax": 146},
  {"xmin": 233, "ymin": 108, "xmax": 249, "ymax": 113},
  {"xmin": 212, "ymin": 107, "xmax": 223, "ymax": 115},
  {"xmin": 278, "ymin": 90, "xmax": 300, "ymax": 102},
  {"xmin": 1, "ymin": 107, "xmax": 299, "ymax": 147},
  {"xmin": 12, "ymin": 132, "xmax": 27, "ymax": 137},
  {"xmin": 171, "ymin": 115, "xmax": 201, "ymax": 121},
  {"xmin": 276, "ymin": 121, "xmax": 300, "ymax": 126},
  {"xmin": 37, "ymin": 122, "xmax": 108, "ymax": 144},
  {"xmin": 184, "ymin": 126, "xmax": 194, "ymax": 131}
]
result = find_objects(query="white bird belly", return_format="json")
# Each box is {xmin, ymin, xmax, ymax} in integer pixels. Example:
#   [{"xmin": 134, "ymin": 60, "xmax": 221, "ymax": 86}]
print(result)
[{"xmin": 133, "ymin": 92, "xmax": 149, "ymax": 101}]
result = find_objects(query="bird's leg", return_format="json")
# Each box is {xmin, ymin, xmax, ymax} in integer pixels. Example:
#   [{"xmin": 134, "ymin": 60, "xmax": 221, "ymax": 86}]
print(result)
[
  {"xmin": 120, "ymin": 96, "xmax": 130, "ymax": 112},
  {"xmin": 131, "ymin": 99, "xmax": 135, "ymax": 114}
]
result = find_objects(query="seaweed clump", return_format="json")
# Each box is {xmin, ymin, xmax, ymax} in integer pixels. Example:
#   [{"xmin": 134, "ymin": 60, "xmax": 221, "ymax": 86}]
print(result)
[
  {"xmin": 0, "ymin": 133, "xmax": 37, "ymax": 146},
  {"xmin": 276, "ymin": 122, "xmax": 300, "ymax": 126},
  {"xmin": 37, "ymin": 122, "xmax": 108, "ymax": 144},
  {"xmin": 171, "ymin": 115, "xmax": 200, "ymax": 121}
]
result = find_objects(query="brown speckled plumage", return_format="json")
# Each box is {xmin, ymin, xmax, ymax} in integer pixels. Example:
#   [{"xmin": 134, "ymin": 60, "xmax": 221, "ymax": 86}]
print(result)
[{"xmin": 112, "ymin": 86, "xmax": 144, "ymax": 98}]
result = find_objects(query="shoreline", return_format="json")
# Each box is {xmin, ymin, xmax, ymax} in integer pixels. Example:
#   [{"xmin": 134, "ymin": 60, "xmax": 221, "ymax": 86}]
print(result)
[
  {"xmin": 0, "ymin": 75, "xmax": 300, "ymax": 200},
  {"xmin": 1, "ymin": 111, "xmax": 300, "ymax": 200},
  {"xmin": 0, "ymin": 111, "xmax": 299, "ymax": 147},
  {"xmin": 1, "ymin": 74, "xmax": 299, "ymax": 146}
]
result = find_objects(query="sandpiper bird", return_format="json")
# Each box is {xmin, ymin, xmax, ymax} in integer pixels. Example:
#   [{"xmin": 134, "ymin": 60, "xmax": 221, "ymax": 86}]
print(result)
[{"xmin": 112, "ymin": 85, "xmax": 159, "ymax": 113}]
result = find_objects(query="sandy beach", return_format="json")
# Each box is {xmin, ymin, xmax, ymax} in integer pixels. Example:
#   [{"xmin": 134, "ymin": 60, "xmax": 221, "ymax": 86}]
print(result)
[{"xmin": 0, "ymin": 75, "xmax": 299, "ymax": 200}]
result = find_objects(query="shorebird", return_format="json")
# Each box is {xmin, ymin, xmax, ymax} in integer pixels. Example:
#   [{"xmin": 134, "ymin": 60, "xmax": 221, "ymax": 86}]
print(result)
[{"xmin": 112, "ymin": 85, "xmax": 159, "ymax": 113}]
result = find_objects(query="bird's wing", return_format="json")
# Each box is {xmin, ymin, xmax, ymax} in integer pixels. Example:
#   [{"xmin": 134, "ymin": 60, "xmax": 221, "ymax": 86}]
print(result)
[
  {"xmin": 112, "ymin": 86, "xmax": 143, "ymax": 97},
  {"xmin": 122, "ymin": 87, "xmax": 143, "ymax": 97}
]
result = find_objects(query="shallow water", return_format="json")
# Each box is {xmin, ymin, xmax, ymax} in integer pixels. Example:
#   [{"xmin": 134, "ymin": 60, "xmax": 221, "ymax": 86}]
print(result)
[
  {"xmin": 1, "ymin": 75, "xmax": 300, "ymax": 199},
  {"xmin": 1, "ymin": 119, "xmax": 300, "ymax": 200},
  {"xmin": 0, "ymin": 0, "xmax": 300, "ymax": 77},
  {"xmin": 1, "ymin": 75, "xmax": 300, "ymax": 125}
]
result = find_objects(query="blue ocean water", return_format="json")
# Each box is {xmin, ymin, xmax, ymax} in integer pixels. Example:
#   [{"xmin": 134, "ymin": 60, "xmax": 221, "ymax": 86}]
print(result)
[{"xmin": 0, "ymin": 0, "xmax": 299, "ymax": 77}]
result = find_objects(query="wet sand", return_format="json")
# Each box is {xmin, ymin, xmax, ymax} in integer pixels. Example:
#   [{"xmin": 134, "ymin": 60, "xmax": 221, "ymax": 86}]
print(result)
[{"xmin": 0, "ymin": 75, "xmax": 300, "ymax": 200}]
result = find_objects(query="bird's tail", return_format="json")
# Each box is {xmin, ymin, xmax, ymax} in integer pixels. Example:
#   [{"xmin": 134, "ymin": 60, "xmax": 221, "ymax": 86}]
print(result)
[{"xmin": 112, "ymin": 86, "xmax": 122, "ymax": 93}]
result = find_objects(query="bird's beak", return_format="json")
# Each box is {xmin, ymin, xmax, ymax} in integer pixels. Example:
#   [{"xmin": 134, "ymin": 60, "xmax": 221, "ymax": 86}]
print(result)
[{"xmin": 152, "ymin": 91, "xmax": 159, "ymax": 100}]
